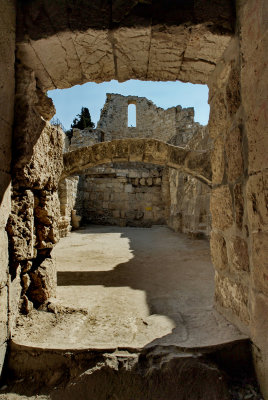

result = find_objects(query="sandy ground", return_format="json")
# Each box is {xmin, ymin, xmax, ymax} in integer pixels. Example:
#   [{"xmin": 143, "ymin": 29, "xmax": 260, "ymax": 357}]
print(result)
[{"xmin": 11, "ymin": 225, "xmax": 246, "ymax": 350}]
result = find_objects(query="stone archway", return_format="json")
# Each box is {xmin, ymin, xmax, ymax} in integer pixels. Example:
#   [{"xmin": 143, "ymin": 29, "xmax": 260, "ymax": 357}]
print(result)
[
  {"xmin": 62, "ymin": 138, "xmax": 212, "ymax": 185},
  {"xmin": 1, "ymin": 0, "xmax": 268, "ymax": 396}
]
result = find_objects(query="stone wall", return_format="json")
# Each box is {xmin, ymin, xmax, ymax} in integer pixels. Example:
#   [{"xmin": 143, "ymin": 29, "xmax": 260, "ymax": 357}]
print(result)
[
  {"xmin": 0, "ymin": 0, "xmax": 16, "ymax": 375},
  {"xmin": 97, "ymin": 93, "xmax": 202, "ymax": 144},
  {"xmin": 58, "ymin": 176, "xmax": 80, "ymax": 237},
  {"xmin": 5, "ymin": 64, "xmax": 64, "ymax": 317},
  {"xmin": 69, "ymin": 128, "xmax": 105, "ymax": 151},
  {"xmin": 208, "ymin": 0, "xmax": 268, "ymax": 394},
  {"xmin": 168, "ymin": 127, "xmax": 212, "ymax": 237},
  {"xmin": 168, "ymin": 170, "xmax": 211, "ymax": 238},
  {"xmin": 62, "ymin": 100, "xmax": 210, "ymax": 236},
  {"xmin": 79, "ymin": 163, "xmax": 168, "ymax": 227}
]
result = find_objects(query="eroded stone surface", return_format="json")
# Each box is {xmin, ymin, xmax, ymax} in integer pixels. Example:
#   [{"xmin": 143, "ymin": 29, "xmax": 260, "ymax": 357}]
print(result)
[
  {"xmin": 28, "ymin": 259, "xmax": 56, "ymax": 305},
  {"xmin": 16, "ymin": 1, "xmax": 234, "ymax": 90},
  {"xmin": 62, "ymin": 139, "xmax": 212, "ymax": 184}
]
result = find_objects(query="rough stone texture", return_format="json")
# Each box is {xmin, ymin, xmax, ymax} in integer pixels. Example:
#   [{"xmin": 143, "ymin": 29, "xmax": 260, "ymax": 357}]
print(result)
[
  {"xmin": 208, "ymin": 1, "xmax": 268, "ymax": 396},
  {"xmin": 0, "ymin": 0, "xmax": 267, "ymax": 395},
  {"xmin": 6, "ymin": 190, "xmax": 35, "ymax": 267},
  {"xmin": 97, "ymin": 93, "xmax": 204, "ymax": 143},
  {"xmin": 215, "ymin": 272, "xmax": 250, "ymax": 327},
  {"xmin": 63, "ymin": 138, "xmax": 212, "ymax": 184},
  {"xmin": 58, "ymin": 176, "xmax": 80, "ymax": 237},
  {"xmin": 62, "ymin": 105, "xmax": 211, "ymax": 236},
  {"xmin": 5, "ymin": 64, "xmax": 64, "ymax": 327},
  {"xmin": 210, "ymin": 186, "xmax": 233, "ymax": 231},
  {"xmin": 168, "ymin": 127, "xmax": 211, "ymax": 237},
  {"xmin": 35, "ymin": 191, "xmax": 61, "ymax": 250},
  {"xmin": 16, "ymin": 1, "xmax": 234, "ymax": 90},
  {"xmin": 77, "ymin": 163, "xmax": 167, "ymax": 227},
  {"xmin": 4, "ymin": 348, "xmax": 233, "ymax": 400},
  {"xmin": 69, "ymin": 128, "xmax": 105, "ymax": 151},
  {"xmin": 210, "ymin": 232, "xmax": 228, "ymax": 272},
  {"xmin": 168, "ymin": 169, "xmax": 211, "ymax": 237},
  {"xmin": 13, "ymin": 122, "xmax": 64, "ymax": 191},
  {"xmin": 28, "ymin": 259, "xmax": 56, "ymax": 306},
  {"xmin": 0, "ymin": 0, "xmax": 16, "ymax": 375},
  {"xmin": 208, "ymin": 39, "xmax": 250, "ymax": 336}
]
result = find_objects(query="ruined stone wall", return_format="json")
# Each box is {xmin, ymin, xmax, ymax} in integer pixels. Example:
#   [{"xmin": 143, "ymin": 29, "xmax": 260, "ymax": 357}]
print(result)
[
  {"xmin": 58, "ymin": 176, "xmax": 80, "ymax": 237},
  {"xmin": 62, "ymin": 123, "xmax": 210, "ymax": 235},
  {"xmin": 69, "ymin": 128, "xmax": 105, "ymax": 151},
  {"xmin": 97, "ymin": 93, "xmax": 202, "ymax": 144},
  {"xmin": 208, "ymin": 1, "xmax": 268, "ymax": 394},
  {"xmin": 0, "ymin": 0, "xmax": 16, "ymax": 375},
  {"xmin": 5, "ymin": 65, "xmax": 64, "ymax": 317},
  {"xmin": 168, "ymin": 170, "xmax": 211, "ymax": 238},
  {"xmin": 80, "ymin": 163, "xmax": 168, "ymax": 227},
  {"xmin": 167, "ymin": 127, "xmax": 212, "ymax": 237}
]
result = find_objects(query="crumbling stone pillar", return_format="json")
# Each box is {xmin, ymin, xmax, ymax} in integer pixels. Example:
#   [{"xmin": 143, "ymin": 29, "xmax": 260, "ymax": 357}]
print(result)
[{"xmin": 6, "ymin": 64, "xmax": 64, "ymax": 314}]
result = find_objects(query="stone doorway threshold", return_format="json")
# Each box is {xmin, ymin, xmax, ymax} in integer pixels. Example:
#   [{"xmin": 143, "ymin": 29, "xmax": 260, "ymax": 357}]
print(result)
[{"xmin": 11, "ymin": 225, "xmax": 246, "ymax": 350}]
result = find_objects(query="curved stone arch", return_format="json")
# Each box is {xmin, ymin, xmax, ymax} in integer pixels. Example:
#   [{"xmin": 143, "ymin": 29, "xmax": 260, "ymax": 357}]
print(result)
[{"xmin": 62, "ymin": 138, "xmax": 212, "ymax": 185}]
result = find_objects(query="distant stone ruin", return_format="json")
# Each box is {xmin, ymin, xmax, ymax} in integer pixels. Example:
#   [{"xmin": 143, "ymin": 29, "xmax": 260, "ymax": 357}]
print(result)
[{"xmin": 58, "ymin": 94, "xmax": 211, "ymax": 237}]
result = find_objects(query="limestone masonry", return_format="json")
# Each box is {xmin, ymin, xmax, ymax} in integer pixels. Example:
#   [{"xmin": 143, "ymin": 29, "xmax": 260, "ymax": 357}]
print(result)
[
  {"xmin": 0, "ymin": 0, "xmax": 267, "ymax": 397},
  {"xmin": 58, "ymin": 94, "xmax": 210, "ymax": 236}
]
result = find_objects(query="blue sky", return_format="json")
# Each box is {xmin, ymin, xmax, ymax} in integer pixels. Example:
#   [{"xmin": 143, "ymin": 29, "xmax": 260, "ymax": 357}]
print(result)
[{"xmin": 48, "ymin": 80, "xmax": 210, "ymax": 130}]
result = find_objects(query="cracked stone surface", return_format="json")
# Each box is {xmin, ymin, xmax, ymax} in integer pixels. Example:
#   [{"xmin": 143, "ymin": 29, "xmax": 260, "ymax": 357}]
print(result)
[
  {"xmin": 16, "ymin": 1, "xmax": 234, "ymax": 90},
  {"xmin": 62, "ymin": 138, "xmax": 212, "ymax": 185}
]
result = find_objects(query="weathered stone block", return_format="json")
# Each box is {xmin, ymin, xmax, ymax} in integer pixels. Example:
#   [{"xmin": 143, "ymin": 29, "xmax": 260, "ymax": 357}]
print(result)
[
  {"xmin": 28, "ymin": 258, "xmax": 56, "ymax": 305},
  {"xmin": 91, "ymin": 142, "xmax": 112, "ymax": 165},
  {"xmin": 246, "ymin": 172, "xmax": 268, "ymax": 232},
  {"xmin": 226, "ymin": 125, "xmax": 243, "ymax": 182},
  {"xmin": 125, "ymin": 184, "xmax": 133, "ymax": 193},
  {"xmin": 225, "ymin": 63, "xmax": 241, "ymax": 117},
  {"xmin": 210, "ymin": 186, "xmax": 233, "ymax": 231},
  {"xmin": 228, "ymin": 236, "xmax": 249, "ymax": 272},
  {"xmin": 210, "ymin": 231, "xmax": 228, "ymax": 272},
  {"xmin": 6, "ymin": 190, "xmax": 35, "ymax": 262},
  {"xmin": 35, "ymin": 191, "xmax": 60, "ymax": 249},
  {"xmin": 208, "ymin": 91, "xmax": 228, "ymax": 139},
  {"xmin": 167, "ymin": 146, "xmax": 188, "ymax": 168},
  {"xmin": 111, "ymin": 140, "xmax": 129, "ymax": 162},
  {"xmin": 241, "ymin": 34, "xmax": 268, "ymax": 173},
  {"xmin": 240, "ymin": 0, "xmax": 268, "ymax": 62},
  {"xmin": 234, "ymin": 183, "xmax": 244, "ymax": 230},
  {"xmin": 129, "ymin": 140, "xmax": 145, "ymax": 162},
  {"xmin": 211, "ymin": 135, "xmax": 225, "ymax": 185},
  {"xmin": 215, "ymin": 272, "xmax": 250, "ymax": 325},
  {"xmin": 252, "ymin": 232, "xmax": 268, "ymax": 296},
  {"xmin": 144, "ymin": 140, "xmax": 168, "ymax": 165},
  {"xmin": 14, "ymin": 123, "xmax": 64, "ymax": 190}
]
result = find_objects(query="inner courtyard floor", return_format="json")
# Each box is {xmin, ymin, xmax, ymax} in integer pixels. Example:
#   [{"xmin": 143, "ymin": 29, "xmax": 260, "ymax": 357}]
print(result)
[{"xmin": 12, "ymin": 225, "xmax": 246, "ymax": 350}]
